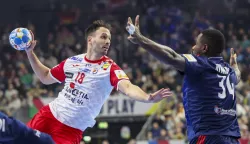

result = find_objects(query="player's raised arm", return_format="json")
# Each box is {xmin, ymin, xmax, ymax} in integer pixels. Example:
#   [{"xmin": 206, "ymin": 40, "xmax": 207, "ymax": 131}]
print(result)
[
  {"xmin": 126, "ymin": 15, "xmax": 185, "ymax": 72},
  {"xmin": 230, "ymin": 48, "xmax": 241, "ymax": 84},
  {"xmin": 25, "ymin": 31, "xmax": 57, "ymax": 85}
]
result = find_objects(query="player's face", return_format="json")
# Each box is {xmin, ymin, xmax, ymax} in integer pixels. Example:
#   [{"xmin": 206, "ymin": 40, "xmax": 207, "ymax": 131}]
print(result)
[
  {"xmin": 192, "ymin": 33, "xmax": 208, "ymax": 56},
  {"xmin": 91, "ymin": 27, "xmax": 111, "ymax": 56}
]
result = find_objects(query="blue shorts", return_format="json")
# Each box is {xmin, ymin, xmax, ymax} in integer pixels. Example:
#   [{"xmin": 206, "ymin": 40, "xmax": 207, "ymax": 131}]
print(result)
[
  {"xmin": 190, "ymin": 135, "xmax": 239, "ymax": 144},
  {"xmin": 0, "ymin": 112, "xmax": 55, "ymax": 144}
]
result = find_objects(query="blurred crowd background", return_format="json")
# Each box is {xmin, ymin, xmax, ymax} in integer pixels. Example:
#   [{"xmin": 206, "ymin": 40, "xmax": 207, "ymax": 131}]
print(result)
[{"xmin": 0, "ymin": 0, "xmax": 250, "ymax": 143}]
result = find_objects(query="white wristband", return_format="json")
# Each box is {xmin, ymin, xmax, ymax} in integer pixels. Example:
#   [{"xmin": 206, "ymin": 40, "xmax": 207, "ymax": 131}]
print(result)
[{"xmin": 127, "ymin": 24, "xmax": 135, "ymax": 35}]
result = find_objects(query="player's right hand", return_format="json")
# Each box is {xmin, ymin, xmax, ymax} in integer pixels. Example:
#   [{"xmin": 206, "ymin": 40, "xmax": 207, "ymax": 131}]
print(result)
[
  {"xmin": 148, "ymin": 88, "xmax": 172, "ymax": 103},
  {"xmin": 230, "ymin": 48, "xmax": 238, "ymax": 67},
  {"xmin": 25, "ymin": 30, "xmax": 37, "ymax": 54}
]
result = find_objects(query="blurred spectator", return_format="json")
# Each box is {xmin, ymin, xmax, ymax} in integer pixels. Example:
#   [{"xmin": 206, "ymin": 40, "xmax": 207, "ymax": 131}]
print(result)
[
  {"xmin": 5, "ymin": 83, "xmax": 18, "ymax": 102},
  {"xmin": 127, "ymin": 139, "xmax": 136, "ymax": 144},
  {"xmin": 7, "ymin": 94, "xmax": 21, "ymax": 114},
  {"xmin": 80, "ymin": 141, "xmax": 85, "ymax": 144},
  {"xmin": 102, "ymin": 140, "xmax": 110, "ymax": 144},
  {"xmin": 150, "ymin": 122, "xmax": 161, "ymax": 139},
  {"xmin": 158, "ymin": 129, "xmax": 168, "ymax": 140}
]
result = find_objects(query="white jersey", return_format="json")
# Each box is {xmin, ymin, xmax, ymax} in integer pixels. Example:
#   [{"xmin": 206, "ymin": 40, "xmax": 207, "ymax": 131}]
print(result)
[{"xmin": 48, "ymin": 54, "xmax": 129, "ymax": 131}]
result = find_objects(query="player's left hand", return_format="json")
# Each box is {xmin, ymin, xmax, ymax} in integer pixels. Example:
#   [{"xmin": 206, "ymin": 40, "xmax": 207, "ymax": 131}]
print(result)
[
  {"xmin": 230, "ymin": 48, "xmax": 238, "ymax": 67},
  {"xmin": 126, "ymin": 15, "xmax": 141, "ymax": 44},
  {"xmin": 148, "ymin": 88, "xmax": 172, "ymax": 103}
]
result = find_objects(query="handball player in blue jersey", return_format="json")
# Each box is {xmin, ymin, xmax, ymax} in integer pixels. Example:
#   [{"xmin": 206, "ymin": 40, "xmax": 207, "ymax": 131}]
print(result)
[
  {"xmin": 126, "ymin": 15, "xmax": 241, "ymax": 144},
  {"xmin": 0, "ymin": 110, "xmax": 55, "ymax": 144}
]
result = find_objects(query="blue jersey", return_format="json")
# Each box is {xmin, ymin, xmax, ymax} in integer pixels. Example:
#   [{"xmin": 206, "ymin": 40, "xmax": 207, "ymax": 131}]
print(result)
[
  {"xmin": 181, "ymin": 54, "xmax": 241, "ymax": 141},
  {"xmin": 0, "ymin": 112, "xmax": 54, "ymax": 144}
]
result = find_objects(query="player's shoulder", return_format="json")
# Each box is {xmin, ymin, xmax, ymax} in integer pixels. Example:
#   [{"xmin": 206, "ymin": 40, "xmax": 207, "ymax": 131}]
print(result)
[
  {"xmin": 102, "ymin": 55, "xmax": 119, "ymax": 67},
  {"xmin": 207, "ymin": 57, "xmax": 228, "ymax": 67},
  {"xmin": 182, "ymin": 54, "xmax": 207, "ymax": 63},
  {"xmin": 66, "ymin": 54, "xmax": 85, "ymax": 63},
  {"xmin": 102, "ymin": 55, "xmax": 115, "ymax": 63},
  {"xmin": 181, "ymin": 54, "xmax": 210, "ymax": 74},
  {"xmin": 101, "ymin": 56, "xmax": 121, "ymax": 71},
  {"xmin": 182, "ymin": 54, "xmax": 198, "ymax": 62}
]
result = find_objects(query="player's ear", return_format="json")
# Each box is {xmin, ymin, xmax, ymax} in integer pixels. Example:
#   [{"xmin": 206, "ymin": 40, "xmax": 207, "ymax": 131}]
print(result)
[
  {"xmin": 203, "ymin": 44, "xmax": 208, "ymax": 53},
  {"xmin": 87, "ymin": 36, "xmax": 92, "ymax": 43},
  {"xmin": 192, "ymin": 45, "xmax": 195, "ymax": 51}
]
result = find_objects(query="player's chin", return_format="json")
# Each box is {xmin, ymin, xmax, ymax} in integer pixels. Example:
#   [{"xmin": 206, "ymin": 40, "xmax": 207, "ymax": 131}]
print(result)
[{"xmin": 103, "ymin": 49, "xmax": 109, "ymax": 55}]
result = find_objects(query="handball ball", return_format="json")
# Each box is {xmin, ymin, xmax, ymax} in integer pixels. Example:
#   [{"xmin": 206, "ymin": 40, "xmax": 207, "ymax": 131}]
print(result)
[{"xmin": 9, "ymin": 28, "xmax": 32, "ymax": 51}]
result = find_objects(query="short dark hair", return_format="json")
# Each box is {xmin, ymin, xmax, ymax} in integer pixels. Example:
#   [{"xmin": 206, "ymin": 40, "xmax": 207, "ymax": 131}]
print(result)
[
  {"xmin": 85, "ymin": 20, "xmax": 111, "ymax": 40},
  {"xmin": 200, "ymin": 29, "xmax": 225, "ymax": 56}
]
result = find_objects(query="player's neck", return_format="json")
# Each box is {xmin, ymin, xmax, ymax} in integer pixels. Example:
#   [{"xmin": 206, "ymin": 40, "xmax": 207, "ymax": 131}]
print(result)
[{"xmin": 85, "ymin": 50, "xmax": 103, "ymax": 61}]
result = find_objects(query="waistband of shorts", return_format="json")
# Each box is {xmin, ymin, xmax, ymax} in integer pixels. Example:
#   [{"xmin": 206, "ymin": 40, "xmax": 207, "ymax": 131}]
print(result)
[{"xmin": 41, "ymin": 105, "xmax": 83, "ymax": 134}]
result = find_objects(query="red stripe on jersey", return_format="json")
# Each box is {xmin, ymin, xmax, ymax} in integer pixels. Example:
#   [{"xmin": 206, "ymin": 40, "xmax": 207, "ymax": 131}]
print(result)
[
  {"xmin": 50, "ymin": 60, "xmax": 66, "ymax": 82},
  {"xmin": 110, "ymin": 63, "xmax": 129, "ymax": 90},
  {"xmin": 197, "ymin": 135, "xmax": 206, "ymax": 144}
]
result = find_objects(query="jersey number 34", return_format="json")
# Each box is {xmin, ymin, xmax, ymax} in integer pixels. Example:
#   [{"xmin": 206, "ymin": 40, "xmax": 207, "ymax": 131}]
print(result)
[{"xmin": 217, "ymin": 74, "xmax": 235, "ymax": 100}]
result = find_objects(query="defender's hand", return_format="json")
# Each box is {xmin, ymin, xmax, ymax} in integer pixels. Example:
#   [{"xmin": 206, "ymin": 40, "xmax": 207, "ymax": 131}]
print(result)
[{"xmin": 126, "ymin": 15, "xmax": 141, "ymax": 44}]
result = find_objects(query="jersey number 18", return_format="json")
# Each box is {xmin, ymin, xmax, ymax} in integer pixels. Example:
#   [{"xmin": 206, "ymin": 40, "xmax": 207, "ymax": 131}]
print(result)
[{"xmin": 75, "ymin": 72, "xmax": 85, "ymax": 84}]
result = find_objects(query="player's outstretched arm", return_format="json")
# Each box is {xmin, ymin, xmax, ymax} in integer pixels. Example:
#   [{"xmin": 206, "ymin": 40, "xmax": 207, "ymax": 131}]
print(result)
[
  {"xmin": 230, "ymin": 48, "xmax": 241, "ymax": 84},
  {"xmin": 126, "ymin": 15, "xmax": 185, "ymax": 72},
  {"xmin": 25, "ymin": 31, "xmax": 57, "ymax": 85},
  {"xmin": 118, "ymin": 80, "xmax": 172, "ymax": 103}
]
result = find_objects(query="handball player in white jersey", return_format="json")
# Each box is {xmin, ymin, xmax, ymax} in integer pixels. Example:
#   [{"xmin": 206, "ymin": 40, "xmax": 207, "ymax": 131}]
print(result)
[{"xmin": 25, "ymin": 20, "xmax": 172, "ymax": 144}]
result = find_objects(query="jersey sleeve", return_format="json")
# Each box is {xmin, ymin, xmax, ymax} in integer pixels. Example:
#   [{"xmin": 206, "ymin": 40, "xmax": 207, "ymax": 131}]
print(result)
[
  {"xmin": 110, "ymin": 63, "xmax": 130, "ymax": 90},
  {"xmin": 181, "ymin": 54, "xmax": 205, "ymax": 76},
  {"xmin": 230, "ymin": 70, "xmax": 239, "ymax": 85},
  {"xmin": 49, "ymin": 60, "xmax": 66, "ymax": 83}
]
